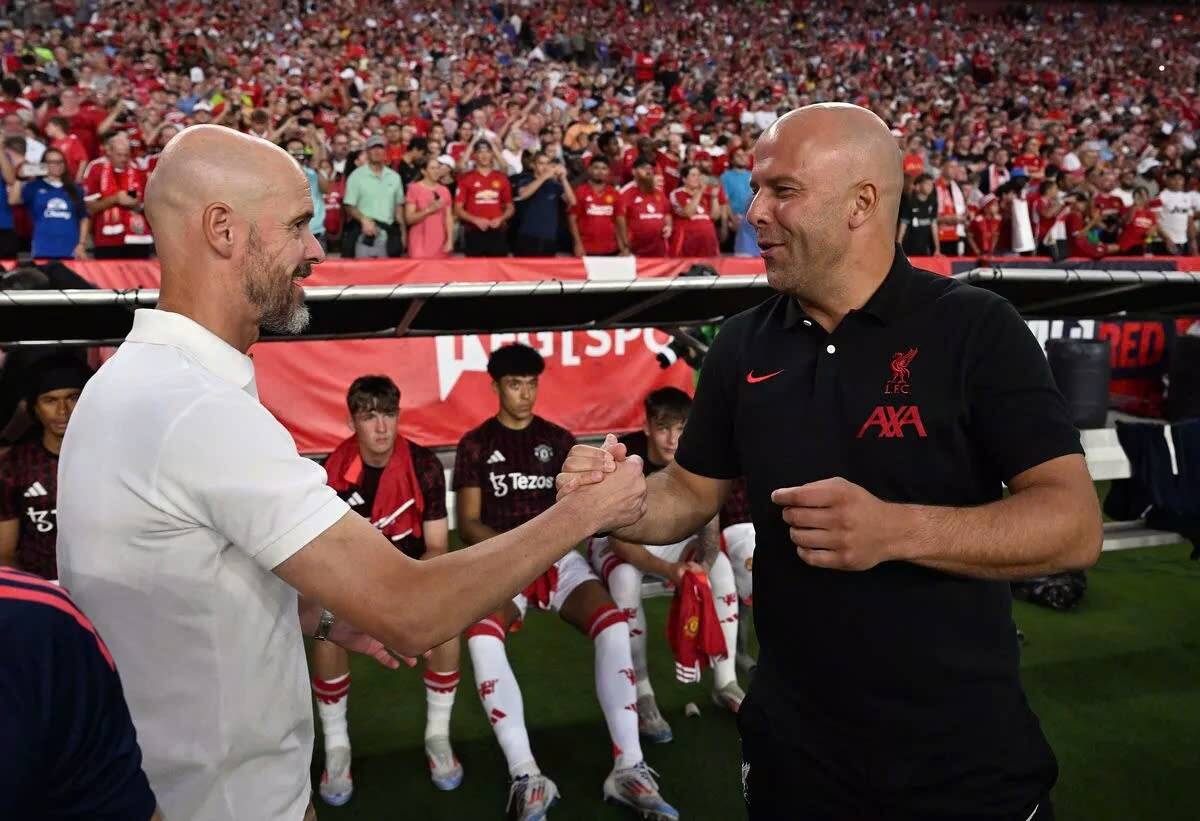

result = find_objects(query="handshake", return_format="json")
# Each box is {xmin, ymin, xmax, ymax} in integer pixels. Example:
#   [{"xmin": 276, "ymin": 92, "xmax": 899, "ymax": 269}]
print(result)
[{"xmin": 555, "ymin": 434, "xmax": 648, "ymax": 535}]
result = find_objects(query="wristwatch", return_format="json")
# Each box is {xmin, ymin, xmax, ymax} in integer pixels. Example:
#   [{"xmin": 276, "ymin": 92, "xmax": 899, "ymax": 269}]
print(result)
[{"xmin": 313, "ymin": 609, "xmax": 335, "ymax": 642}]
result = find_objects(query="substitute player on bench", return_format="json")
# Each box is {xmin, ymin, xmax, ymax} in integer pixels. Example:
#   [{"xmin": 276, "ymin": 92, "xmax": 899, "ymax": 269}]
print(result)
[
  {"xmin": 311, "ymin": 376, "xmax": 463, "ymax": 804},
  {"xmin": 455, "ymin": 344, "xmax": 678, "ymax": 821},
  {"xmin": 589, "ymin": 388, "xmax": 744, "ymax": 747}
]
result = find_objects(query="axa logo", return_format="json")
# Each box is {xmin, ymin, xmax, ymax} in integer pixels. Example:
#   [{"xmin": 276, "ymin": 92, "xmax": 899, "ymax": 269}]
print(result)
[
  {"xmin": 886, "ymin": 347, "xmax": 918, "ymax": 395},
  {"xmin": 856, "ymin": 405, "xmax": 927, "ymax": 439}
]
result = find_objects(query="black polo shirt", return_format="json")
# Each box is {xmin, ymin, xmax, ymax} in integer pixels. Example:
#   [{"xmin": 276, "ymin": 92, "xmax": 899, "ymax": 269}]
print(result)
[{"xmin": 675, "ymin": 247, "xmax": 1080, "ymax": 819}]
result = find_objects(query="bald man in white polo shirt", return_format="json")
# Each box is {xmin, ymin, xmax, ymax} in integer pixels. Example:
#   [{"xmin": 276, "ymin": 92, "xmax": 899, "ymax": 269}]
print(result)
[{"xmin": 55, "ymin": 125, "xmax": 648, "ymax": 821}]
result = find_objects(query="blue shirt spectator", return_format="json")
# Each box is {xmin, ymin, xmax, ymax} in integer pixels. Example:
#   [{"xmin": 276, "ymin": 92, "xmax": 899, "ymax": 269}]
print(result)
[
  {"xmin": 0, "ymin": 567, "xmax": 159, "ymax": 820},
  {"xmin": 21, "ymin": 156, "xmax": 88, "ymax": 259},
  {"xmin": 719, "ymin": 152, "xmax": 760, "ymax": 256}
]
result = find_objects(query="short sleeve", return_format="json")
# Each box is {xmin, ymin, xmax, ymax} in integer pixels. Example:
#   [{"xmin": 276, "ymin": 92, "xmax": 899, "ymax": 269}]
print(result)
[
  {"xmin": 413, "ymin": 444, "xmax": 448, "ymax": 521},
  {"xmin": 966, "ymin": 298, "xmax": 1083, "ymax": 483},
  {"xmin": 454, "ymin": 178, "xmax": 469, "ymax": 206},
  {"xmin": 571, "ymin": 187, "xmax": 585, "ymax": 218},
  {"xmin": 674, "ymin": 320, "xmax": 742, "ymax": 479},
  {"xmin": 0, "ymin": 453, "xmax": 16, "ymax": 520},
  {"xmin": 452, "ymin": 430, "xmax": 483, "ymax": 490},
  {"xmin": 156, "ymin": 393, "xmax": 351, "ymax": 570},
  {"xmin": 21, "ymin": 181, "xmax": 36, "ymax": 209},
  {"xmin": 500, "ymin": 177, "xmax": 513, "ymax": 205}
]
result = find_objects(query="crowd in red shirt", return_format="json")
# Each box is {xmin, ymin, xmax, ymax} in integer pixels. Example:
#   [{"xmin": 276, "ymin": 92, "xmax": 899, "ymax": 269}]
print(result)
[{"xmin": 1, "ymin": 0, "xmax": 1197, "ymax": 260}]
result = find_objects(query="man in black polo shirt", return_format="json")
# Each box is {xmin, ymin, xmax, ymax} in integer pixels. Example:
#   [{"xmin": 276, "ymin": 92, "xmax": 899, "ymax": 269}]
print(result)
[
  {"xmin": 558, "ymin": 103, "xmax": 1103, "ymax": 821},
  {"xmin": 898, "ymin": 173, "xmax": 938, "ymax": 257}
]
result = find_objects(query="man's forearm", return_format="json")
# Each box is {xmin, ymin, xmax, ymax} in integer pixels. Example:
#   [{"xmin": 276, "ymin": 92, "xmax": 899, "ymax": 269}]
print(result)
[
  {"xmin": 614, "ymin": 467, "xmax": 719, "ymax": 546},
  {"xmin": 399, "ymin": 499, "xmax": 601, "ymax": 651},
  {"xmin": 612, "ymin": 538, "xmax": 676, "ymax": 578},
  {"xmin": 694, "ymin": 517, "xmax": 720, "ymax": 566},
  {"xmin": 892, "ymin": 485, "xmax": 1102, "ymax": 580}
]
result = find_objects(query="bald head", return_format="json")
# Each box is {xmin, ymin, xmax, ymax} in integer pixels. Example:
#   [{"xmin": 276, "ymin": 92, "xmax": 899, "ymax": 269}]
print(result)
[
  {"xmin": 145, "ymin": 125, "xmax": 307, "ymax": 261},
  {"xmin": 746, "ymin": 104, "xmax": 905, "ymax": 312},
  {"xmin": 146, "ymin": 125, "xmax": 324, "ymax": 350},
  {"xmin": 762, "ymin": 103, "xmax": 904, "ymax": 221}
]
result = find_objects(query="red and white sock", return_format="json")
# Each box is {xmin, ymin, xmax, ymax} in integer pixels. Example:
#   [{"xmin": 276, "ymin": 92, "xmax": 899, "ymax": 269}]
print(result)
[
  {"xmin": 423, "ymin": 669, "xmax": 459, "ymax": 742},
  {"xmin": 312, "ymin": 673, "xmax": 351, "ymax": 752},
  {"xmin": 708, "ymin": 553, "xmax": 739, "ymax": 690},
  {"xmin": 466, "ymin": 618, "xmax": 538, "ymax": 778},
  {"xmin": 588, "ymin": 604, "xmax": 643, "ymax": 770},
  {"xmin": 606, "ymin": 562, "xmax": 652, "ymax": 697}
]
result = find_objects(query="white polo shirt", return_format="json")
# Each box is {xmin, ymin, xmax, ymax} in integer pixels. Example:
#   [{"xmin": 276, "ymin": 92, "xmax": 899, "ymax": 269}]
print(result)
[{"xmin": 57, "ymin": 309, "xmax": 350, "ymax": 821}]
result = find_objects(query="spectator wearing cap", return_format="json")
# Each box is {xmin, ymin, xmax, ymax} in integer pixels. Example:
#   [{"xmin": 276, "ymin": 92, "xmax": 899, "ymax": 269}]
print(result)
[
  {"xmin": 512, "ymin": 151, "xmax": 574, "ymax": 257},
  {"xmin": 898, "ymin": 173, "xmax": 939, "ymax": 257},
  {"xmin": 454, "ymin": 140, "xmax": 514, "ymax": 257},
  {"xmin": 344, "ymin": 134, "xmax": 406, "ymax": 259}
]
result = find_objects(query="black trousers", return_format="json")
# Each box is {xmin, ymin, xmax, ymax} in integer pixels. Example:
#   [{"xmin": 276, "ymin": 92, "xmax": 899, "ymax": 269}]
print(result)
[
  {"xmin": 0, "ymin": 229, "xmax": 19, "ymax": 260},
  {"xmin": 742, "ymin": 733, "xmax": 1054, "ymax": 821},
  {"xmin": 513, "ymin": 234, "xmax": 559, "ymax": 257}
]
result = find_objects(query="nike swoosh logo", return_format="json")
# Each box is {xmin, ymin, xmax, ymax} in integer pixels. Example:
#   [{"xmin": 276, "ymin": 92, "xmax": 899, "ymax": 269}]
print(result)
[{"xmin": 746, "ymin": 369, "xmax": 784, "ymax": 384}]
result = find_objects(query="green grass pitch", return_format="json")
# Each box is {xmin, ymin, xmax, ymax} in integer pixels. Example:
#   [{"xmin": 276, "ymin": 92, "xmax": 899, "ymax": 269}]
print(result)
[{"xmin": 309, "ymin": 543, "xmax": 1200, "ymax": 820}]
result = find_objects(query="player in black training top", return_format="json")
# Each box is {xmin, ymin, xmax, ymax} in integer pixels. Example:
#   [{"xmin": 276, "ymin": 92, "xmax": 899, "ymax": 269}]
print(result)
[
  {"xmin": 589, "ymin": 387, "xmax": 744, "ymax": 747},
  {"xmin": 0, "ymin": 354, "xmax": 92, "ymax": 580},
  {"xmin": 1, "ymin": 567, "xmax": 162, "ymax": 819},
  {"xmin": 454, "ymin": 344, "xmax": 678, "ymax": 821},
  {"xmin": 311, "ymin": 375, "xmax": 462, "ymax": 805}
]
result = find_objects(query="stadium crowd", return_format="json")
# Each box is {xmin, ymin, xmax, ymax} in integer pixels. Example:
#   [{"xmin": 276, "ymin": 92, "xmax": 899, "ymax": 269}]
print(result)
[{"xmin": 0, "ymin": 0, "xmax": 1198, "ymax": 263}]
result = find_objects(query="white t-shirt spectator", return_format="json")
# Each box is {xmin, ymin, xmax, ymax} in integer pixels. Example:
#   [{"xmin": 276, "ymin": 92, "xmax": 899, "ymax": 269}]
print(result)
[
  {"xmin": 1157, "ymin": 190, "xmax": 1198, "ymax": 245},
  {"xmin": 57, "ymin": 309, "xmax": 350, "ymax": 821}
]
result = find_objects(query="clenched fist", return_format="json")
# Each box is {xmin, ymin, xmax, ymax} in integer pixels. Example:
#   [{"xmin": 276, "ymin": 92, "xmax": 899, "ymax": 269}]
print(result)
[
  {"xmin": 572, "ymin": 454, "xmax": 649, "ymax": 534},
  {"xmin": 771, "ymin": 477, "xmax": 900, "ymax": 571}
]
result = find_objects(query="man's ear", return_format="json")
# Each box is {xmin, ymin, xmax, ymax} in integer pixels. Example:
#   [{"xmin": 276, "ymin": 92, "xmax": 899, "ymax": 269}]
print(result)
[
  {"xmin": 848, "ymin": 181, "xmax": 880, "ymax": 231},
  {"xmin": 203, "ymin": 201, "xmax": 237, "ymax": 259}
]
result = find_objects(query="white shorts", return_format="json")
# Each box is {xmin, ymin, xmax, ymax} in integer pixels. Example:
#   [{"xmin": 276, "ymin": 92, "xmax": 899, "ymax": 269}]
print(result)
[
  {"xmin": 588, "ymin": 535, "xmax": 696, "ymax": 583},
  {"xmin": 512, "ymin": 549, "xmax": 598, "ymax": 621}
]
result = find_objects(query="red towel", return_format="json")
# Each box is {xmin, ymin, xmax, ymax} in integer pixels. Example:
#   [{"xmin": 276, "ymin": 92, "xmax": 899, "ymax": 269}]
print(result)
[
  {"xmin": 324, "ymin": 435, "xmax": 424, "ymax": 542},
  {"xmin": 521, "ymin": 566, "xmax": 560, "ymax": 612},
  {"xmin": 666, "ymin": 570, "xmax": 727, "ymax": 683}
]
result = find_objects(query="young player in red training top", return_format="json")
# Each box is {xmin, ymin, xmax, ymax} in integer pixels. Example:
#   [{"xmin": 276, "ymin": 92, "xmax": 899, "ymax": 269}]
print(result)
[
  {"xmin": 455, "ymin": 345, "xmax": 678, "ymax": 821},
  {"xmin": 589, "ymin": 388, "xmax": 745, "ymax": 747}
]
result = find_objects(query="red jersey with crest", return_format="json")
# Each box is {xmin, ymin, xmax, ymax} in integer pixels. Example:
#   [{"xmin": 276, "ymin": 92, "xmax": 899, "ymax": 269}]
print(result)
[
  {"xmin": 455, "ymin": 169, "xmax": 513, "ymax": 220},
  {"xmin": 1117, "ymin": 202, "xmax": 1162, "ymax": 252},
  {"xmin": 453, "ymin": 416, "xmax": 575, "ymax": 534},
  {"xmin": 666, "ymin": 571, "xmax": 727, "ymax": 683},
  {"xmin": 0, "ymin": 438, "xmax": 61, "ymax": 580},
  {"xmin": 573, "ymin": 183, "xmax": 622, "ymax": 254},
  {"xmin": 622, "ymin": 186, "xmax": 671, "ymax": 256}
]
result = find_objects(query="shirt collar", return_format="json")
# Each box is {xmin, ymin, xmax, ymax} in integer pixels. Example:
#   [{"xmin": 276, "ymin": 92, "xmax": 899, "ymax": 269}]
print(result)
[
  {"xmin": 783, "ymin": 245, "xmax": 916, "ymax": 329},
  {"xmin": 125, "ymin": 309, "xmax": 257, "ymax": 396}
]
